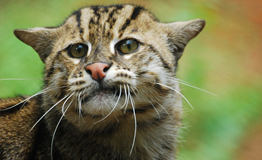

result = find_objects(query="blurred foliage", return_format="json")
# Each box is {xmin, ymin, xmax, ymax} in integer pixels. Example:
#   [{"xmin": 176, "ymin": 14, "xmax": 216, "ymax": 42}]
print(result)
[{"xmin": 0, "ymin": 0, "xmax": 262, "ymax": 160}]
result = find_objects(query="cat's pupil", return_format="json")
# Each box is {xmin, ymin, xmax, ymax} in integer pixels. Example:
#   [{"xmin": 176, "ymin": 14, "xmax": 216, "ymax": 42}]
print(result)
[{"xmin": 126, "ymin": 40, "xmax": 132, "ymax": 49}]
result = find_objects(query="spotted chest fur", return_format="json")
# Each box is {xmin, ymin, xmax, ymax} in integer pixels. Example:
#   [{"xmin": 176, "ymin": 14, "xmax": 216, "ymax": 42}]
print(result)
[{"xmin": 0, "ymin": 4, "xmax": 205, "ymax": 160}]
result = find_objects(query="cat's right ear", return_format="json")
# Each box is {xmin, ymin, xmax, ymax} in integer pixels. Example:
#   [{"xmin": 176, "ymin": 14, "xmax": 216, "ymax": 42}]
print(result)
[{"xmin": 14, "ymin": 28, "xmax": 57, "ymax": 63}]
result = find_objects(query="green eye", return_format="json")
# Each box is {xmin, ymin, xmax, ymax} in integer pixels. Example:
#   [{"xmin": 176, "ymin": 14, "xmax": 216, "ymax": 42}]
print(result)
[
  {"xmin": 117, "ymin": 39, "xmax": 139, "ymax": 54},
  {"xmin": 68, "ymin": 43, "xmax": 88, "ymax": 58}
]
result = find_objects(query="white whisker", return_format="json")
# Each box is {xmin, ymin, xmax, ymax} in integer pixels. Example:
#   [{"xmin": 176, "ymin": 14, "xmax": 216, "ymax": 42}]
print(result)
[
  {"xmin": 51, "ymin": 93, "xmax": 74, "ymax": 160},
  {"xmin": 78, "ymin": 91, "xmax": 84, "ymax": 122},
  {"xmin": 130, "ymin": 87, "xmax": 137, "ymax": 96},
  {"xmin": 128, "ymin": 85, "xmax": 137, "ymax": 156},
  {"xmin": 149, "ymin": 101, "xmax": 160, "ymax": 119},
  {"xmin": 0, "ymin": 87, "xmax": 50, "ymax": 111},
  {"xmin": 120, "ymin": 84, "xmax": 127, "ymax": 110},
  {"xmin": 114, "ymin": 115, "xmax": 119, "ymax": 123},
  {"xmin": 155, "ymin": 101, "xmax": 172, "ymax": 120},
  {"xmin": 45, "ymin": 86, "xmax": 70, "ymax": 100},
  {"xmin": 177, "ymin": 80, "xmax": 216, "ymax": 96},
  {"xmin": 113, "ymin": 87, "xmax": 118, "ymax": 98},
  {"xmin": 124, "ymin": 84, "xmax": 130, "ymax": 113},
  {"xmin": 156, "ymin": 83, "xmax": 194, "ymax": 110},
  {"xmin": 30, "ymin": 94, "xmax": 70, "ymax": 132},
  {"xmin": 62, "ymin": 93, "xmax": 75, "ymax": 115},
  {"xmin": 133, "ymin": 86, "xmax": 139, "ymax": 93}
]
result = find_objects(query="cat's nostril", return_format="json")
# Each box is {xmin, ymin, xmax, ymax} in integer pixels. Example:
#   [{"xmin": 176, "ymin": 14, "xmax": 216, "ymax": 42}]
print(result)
[
  {"xmin": 103, "ymin": 66, "xmax": 110, "ymax": 72},
  {"xmin": 86, "ymin": 70, "xmax": 92, "ymax": 76},
  {"xmin": 85, "ymin": 63, "xmax": 110, "ymax": 81}
]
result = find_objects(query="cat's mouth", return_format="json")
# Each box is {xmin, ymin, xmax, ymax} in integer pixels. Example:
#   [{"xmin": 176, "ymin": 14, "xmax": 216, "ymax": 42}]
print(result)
[
  {"xmin": 80, "ymin": 85, "xmax": 135, "ymax": 104},
  {"xmin": 81, "ymin": 88, "xmax": 116, "ymax": 104},
  {"xmin": 74, "ymin": 107, "xmax": 147, "ymax": 119},
  {"xmin": 80, "ymin": 85, "xmax": 122, "ymax": 104},
  {"xmin": 76, "ymin": 85, "xmax": 137, "ymax": 117}
]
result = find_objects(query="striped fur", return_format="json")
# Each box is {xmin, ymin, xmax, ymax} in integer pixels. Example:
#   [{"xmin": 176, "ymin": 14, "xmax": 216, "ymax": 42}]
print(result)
[{"xmin": 0, "ymin": 4, "xmax": 205, "ymax": 160}]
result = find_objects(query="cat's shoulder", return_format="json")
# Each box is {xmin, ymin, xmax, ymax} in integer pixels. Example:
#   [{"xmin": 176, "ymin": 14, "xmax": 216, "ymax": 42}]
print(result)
[
  {"xmin": 0, "ymin": 95, "xmax": 42, "ymax": 128},
  {"xmin": 0, "ymin": 96, "xmax": 45, "ymax": 159},
  {"xmin": 0, "ymin": 95, "xmax": 41, "ymax": 113}
]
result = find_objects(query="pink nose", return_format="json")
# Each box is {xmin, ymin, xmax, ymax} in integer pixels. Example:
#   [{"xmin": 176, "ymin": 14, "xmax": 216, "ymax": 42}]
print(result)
[{"xmin": 85, "ymin": 63, "xmax": 110, "ymax": 81}]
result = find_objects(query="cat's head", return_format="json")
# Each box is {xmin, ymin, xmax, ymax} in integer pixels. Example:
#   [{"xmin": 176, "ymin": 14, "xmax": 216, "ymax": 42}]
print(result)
[{"xmin": 14, "ymin": 4, "xmax": 205, "ymax": 127}]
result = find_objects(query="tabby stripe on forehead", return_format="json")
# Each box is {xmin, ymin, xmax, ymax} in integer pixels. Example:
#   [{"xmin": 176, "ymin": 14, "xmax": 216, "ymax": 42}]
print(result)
[
  {"xmin": 118, "ymin": 6, "xmax": 143, "ymax": 37},
  {"xmin": 108, "ymin": 5, "xmax": 124, "ymax": 19},
  {"xmin": 92, "ymin": 6, "xmax": 100, "ymax": 22},
  {"xmin": 75, "ymin": 10, "xmax": 84, "ymax": 34},
  {"xmin": 130, "ymin": 6, "xmax": 143, "ymax": 20},
  {"xmin": 106, "ymin": 6, "xmax": 124, "ymax": 28}
]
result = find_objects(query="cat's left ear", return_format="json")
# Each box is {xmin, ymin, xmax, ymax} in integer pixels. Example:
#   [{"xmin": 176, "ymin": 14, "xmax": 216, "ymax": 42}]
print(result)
[
  {"xmin": 164, "ymin": 19, "xmax": 205, "ymax": 60},
  {"xmin": 14, "ymin": 28, "xmax": 57, "ymax": 63}
]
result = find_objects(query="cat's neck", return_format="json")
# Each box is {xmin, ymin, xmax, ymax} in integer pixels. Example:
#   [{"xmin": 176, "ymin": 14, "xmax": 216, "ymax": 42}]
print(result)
[{"xmin": 41, "ymin": 93, "xmax": 179, "ymax": 159}]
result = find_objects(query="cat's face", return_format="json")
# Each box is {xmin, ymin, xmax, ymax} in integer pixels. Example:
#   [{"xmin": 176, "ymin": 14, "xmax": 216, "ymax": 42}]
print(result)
[{"xmin": 14, "ymin": 4, "xmax": 205, "ymax": 128}]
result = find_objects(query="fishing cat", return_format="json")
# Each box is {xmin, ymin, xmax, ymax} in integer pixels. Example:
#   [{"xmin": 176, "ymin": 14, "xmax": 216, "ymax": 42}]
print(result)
[{"xmin": 0, "ymin": 4, "xmax": 205, "ymax": 160}]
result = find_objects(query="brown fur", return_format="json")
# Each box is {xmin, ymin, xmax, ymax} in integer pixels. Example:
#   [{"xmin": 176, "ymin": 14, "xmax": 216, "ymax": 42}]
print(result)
[
  {"xmin": 0, "ymin": 97, "xmax": 41, "ymax": 159},
  {"xmin": 0, "ymin": 4, "xmax": 205, "ymax": 159}
]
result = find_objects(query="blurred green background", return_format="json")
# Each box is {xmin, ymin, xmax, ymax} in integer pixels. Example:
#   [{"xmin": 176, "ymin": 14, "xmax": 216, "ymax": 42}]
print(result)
[{"xmin": 1, "ymin": 0, "xmax": 262, "ymax": 159}]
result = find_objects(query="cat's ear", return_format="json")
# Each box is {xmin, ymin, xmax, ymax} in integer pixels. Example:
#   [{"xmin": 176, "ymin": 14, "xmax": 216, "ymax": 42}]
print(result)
[
  {"xmin": 165, "ymin": 19, "xmax": 205, "ymax": 60},
  {"xmin": 14, "ymin": 28, "xmax": 57, "ymax": 63}
]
